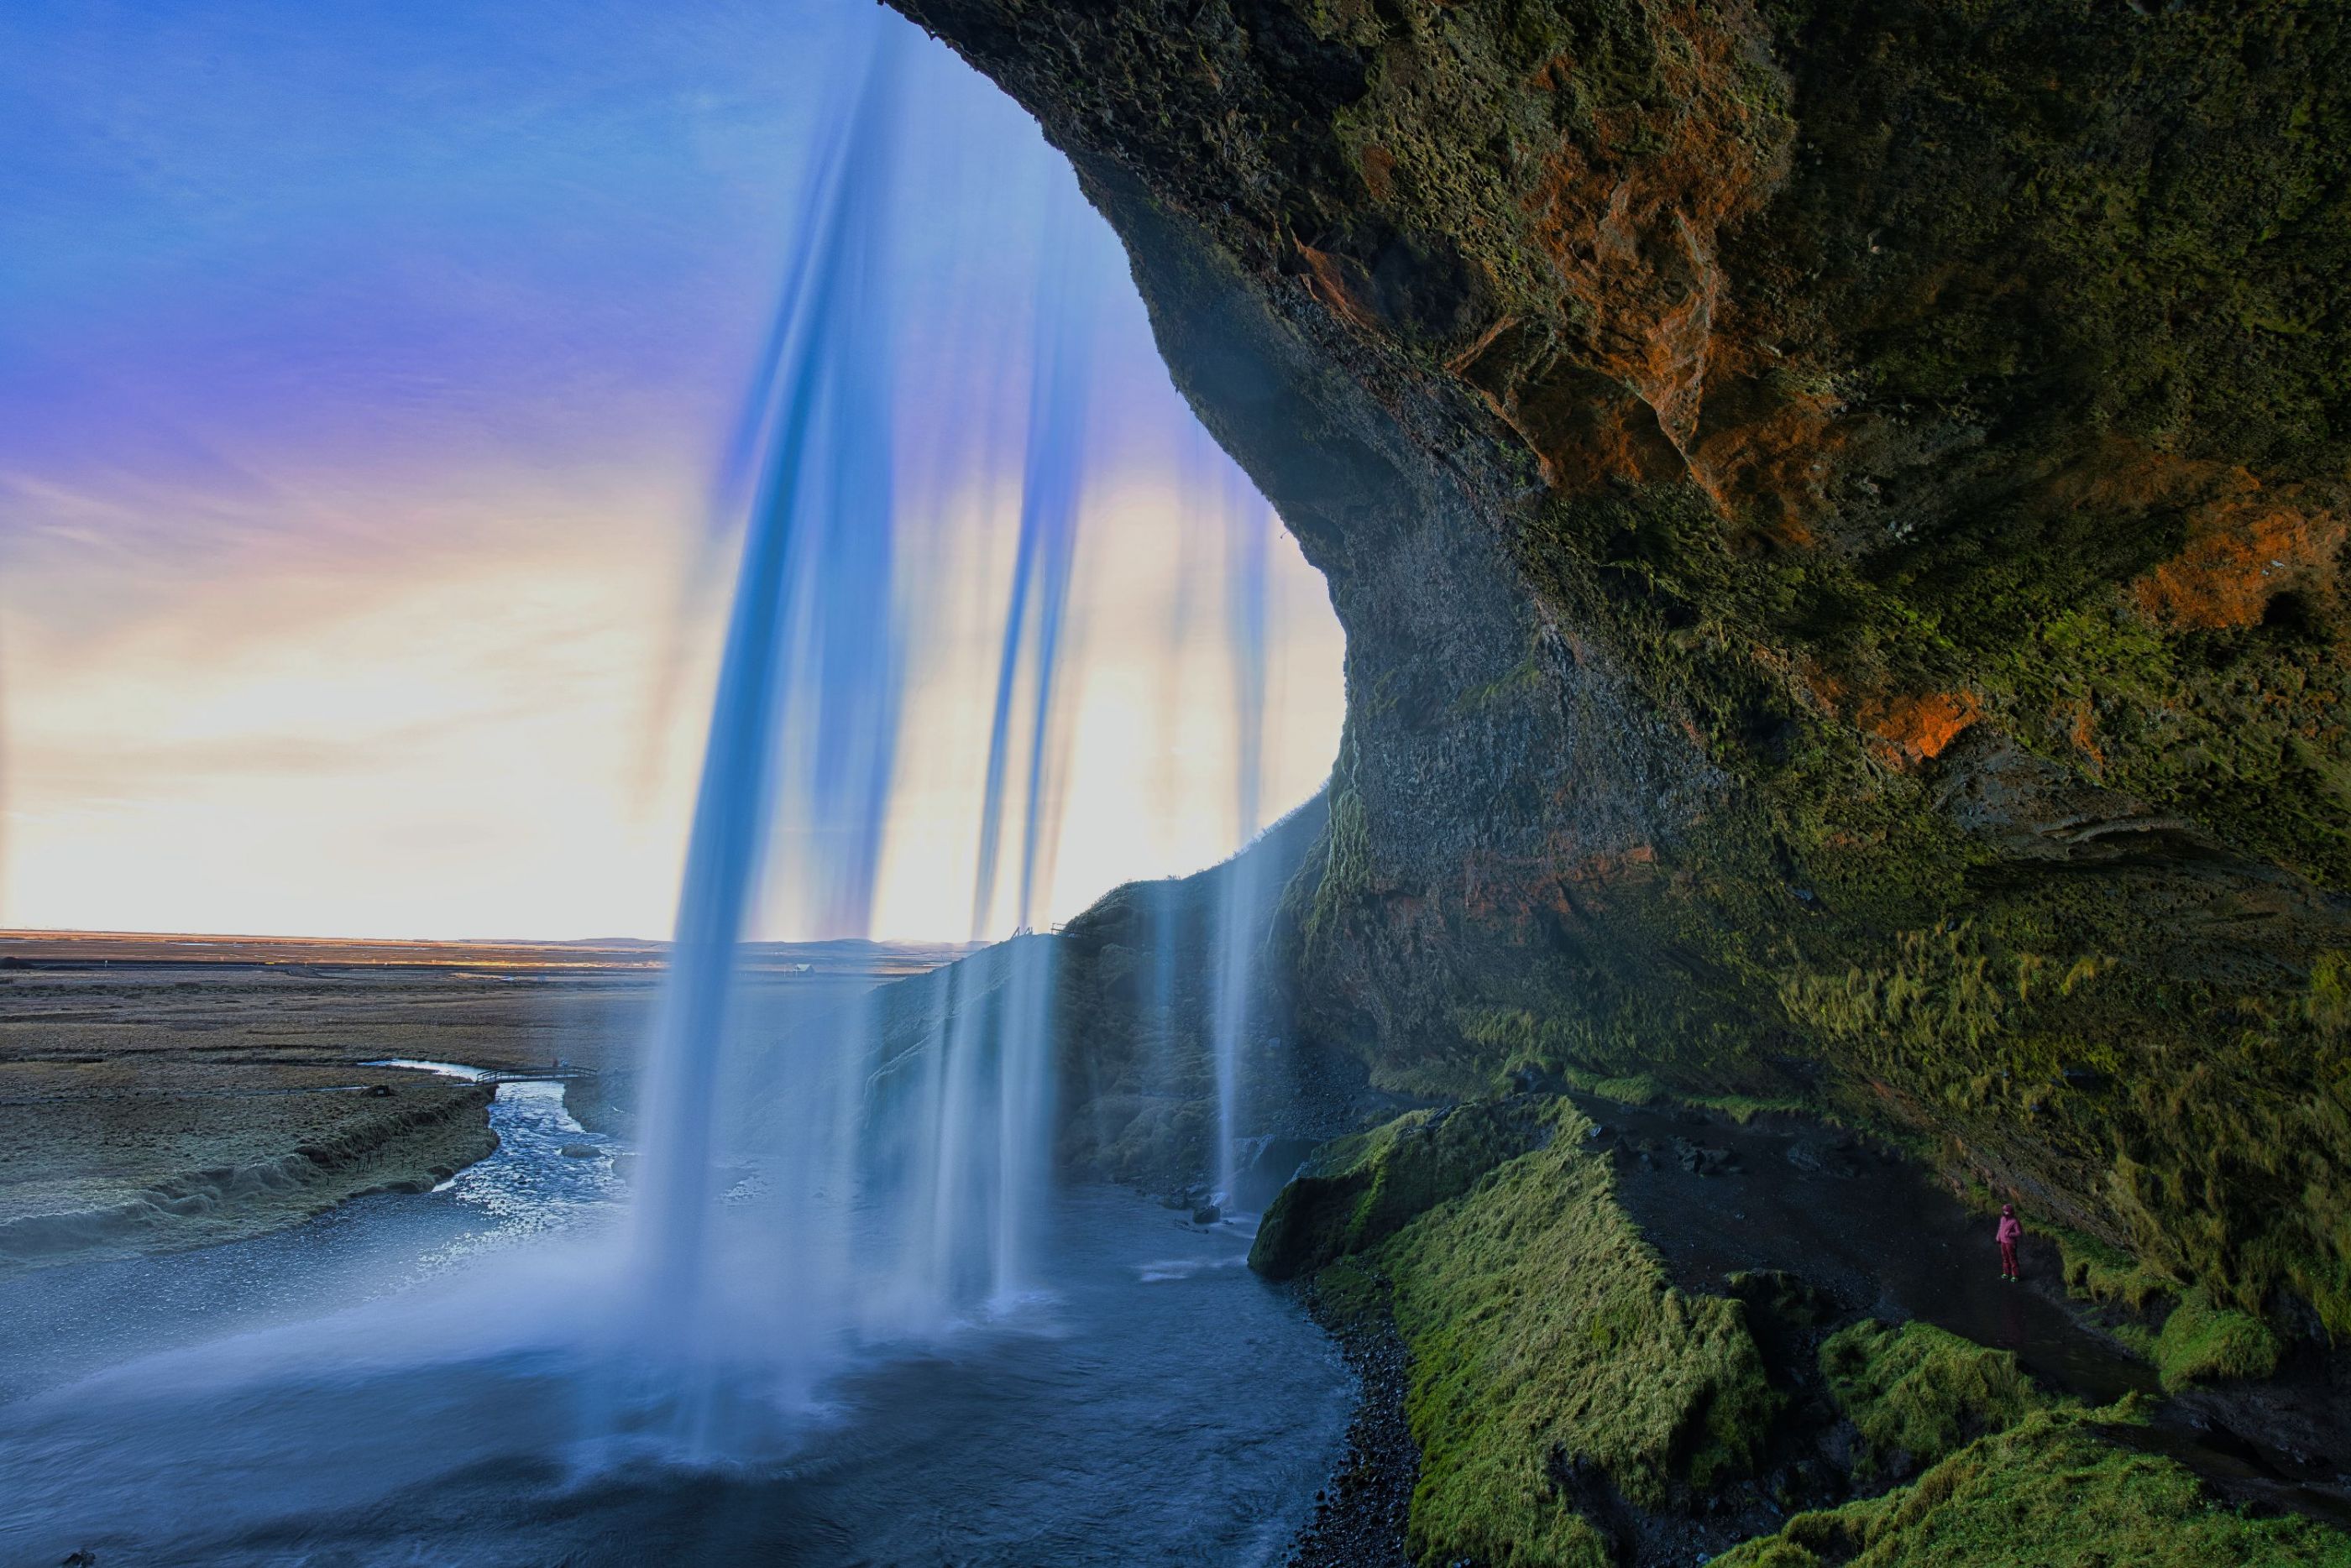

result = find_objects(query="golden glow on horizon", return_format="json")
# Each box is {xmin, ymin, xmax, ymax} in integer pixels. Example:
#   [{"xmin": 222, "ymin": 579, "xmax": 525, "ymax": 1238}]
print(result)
[
  {"xmin": 1, "ymin": 495, "xmax": 715, "ymax": 941},
  {"xmin": 1, "ymin": 471, "xmax": 1343, "ymax": 943},
  {"xmin": 865, "ymin": 467, "xmax": 1343, "ymax": 940}
]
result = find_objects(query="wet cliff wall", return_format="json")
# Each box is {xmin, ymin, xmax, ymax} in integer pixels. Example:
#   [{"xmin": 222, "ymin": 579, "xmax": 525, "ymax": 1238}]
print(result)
[
  {"xmin": 852, "ymin": 797, "xmax": 1349, "ymax": 1193},
  {"xmin": 880, "ymin": 0, "xmax": 2351, "ymax": 1334}
]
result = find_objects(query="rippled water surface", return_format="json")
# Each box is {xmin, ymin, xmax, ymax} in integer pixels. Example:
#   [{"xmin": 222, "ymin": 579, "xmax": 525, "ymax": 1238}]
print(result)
[{"xmin": 0, "ymin": 1076, "xmax": 1350, "ymax": 1567}]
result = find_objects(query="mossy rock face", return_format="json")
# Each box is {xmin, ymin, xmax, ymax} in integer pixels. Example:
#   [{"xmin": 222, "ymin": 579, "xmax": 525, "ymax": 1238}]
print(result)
[
  {"xmin": 890, "ymin": 0, "xmax": 2351, "ymax": 1336},
  {"xmin": 1291, "ymin": 1104, "xmax": 1782, "ymax": 1565},
  {"xmin": 1820, "ymin": 1320, "xmax": 2040, "ymax": 1482},
  {"xmin": 853, "ymin": 800, "xmax": 1341, "ymax": 1196},
  {"xmin": 2153, "ymin": 1285, "xmax": 2284, "ymax": 1393},
  {"xmin": 1248, "ymin": 1095, "xmax": 1563, "ymax": 1279},
  {"xmin": 1715, "ymin": 1405, "xmax": 2349, "ymax": 1568}
]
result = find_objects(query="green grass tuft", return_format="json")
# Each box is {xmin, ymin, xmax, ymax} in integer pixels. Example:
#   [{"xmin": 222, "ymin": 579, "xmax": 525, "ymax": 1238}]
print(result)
[
  {"xmin": 1685, "ymin": 1092, "xmax": 1810, "ymax": 1125},
  {"xmin": 2153, "ymin": 1286, "xmax": 2282, "ymax": 1392},
  {"xmin": 1820, "ymin": 1320, "xmax": 2042, "ymax": 1480},
  {"xmin": 1556, "ymin": 1067, "xmax": 1666, "ymax": 1105},
  {"xmin": 2053, "ymin": 1226, "xmax": 2176, "ymax": 1313}
]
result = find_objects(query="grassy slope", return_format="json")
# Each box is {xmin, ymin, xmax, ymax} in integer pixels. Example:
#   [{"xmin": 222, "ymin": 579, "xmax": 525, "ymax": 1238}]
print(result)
[
  {"xmin": 1249, "ymin": 1096, "xmax": 1562, "ymax": 1281},
  {"xmin": 1357, "ymin": 1105, "xmax": 1777, "ymax": 1565},
  {"xmin": 1273, "ymin": 1100, "xmax": 2350, "ymax": 1566}
]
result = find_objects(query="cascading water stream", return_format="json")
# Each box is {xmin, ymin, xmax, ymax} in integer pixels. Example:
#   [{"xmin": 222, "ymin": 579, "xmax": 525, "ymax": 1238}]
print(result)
[
  {"xmin": 622, "ymin": 14, "xmax": 1125, "ymax": 1405},
  {"xmin": 628, "ymin": 39, "xmax": 904, "ymax": 1346},
  {"xmin": 969, "ymin": 190, "xmax": 1095, "ymax": 947},
  {"xmin": 1202, "ymin": 444, "xmax": 1275, "ymax": 1208},
  {"xmin": 615, "ymin": 0, "xmax": 1305, "ymax": 1440}
]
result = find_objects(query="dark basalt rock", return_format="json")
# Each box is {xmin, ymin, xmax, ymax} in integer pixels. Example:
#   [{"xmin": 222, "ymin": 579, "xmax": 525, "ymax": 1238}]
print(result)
[{"xmin": 1672, "ymin": 1135, "xmax": 1738, "ymax": 1177}]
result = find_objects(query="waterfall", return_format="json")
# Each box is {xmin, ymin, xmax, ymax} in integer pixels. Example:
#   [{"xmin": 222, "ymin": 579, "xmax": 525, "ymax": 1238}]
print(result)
[
  {"xmin": 618, "ymin": 1, "xmax": 1296, "ymax": 1443},
  {"xmin": 621, "ymin": 13, "xmax": 1105, "ymax": 1415},
  {"xmin": 628, "ymin": 32, "xmax": 906, "ymax": 1350},
  {"xmin": 970, "ymin": 185, "xmax": 1095, "ymax": 946},
  {"xmin": 1203, "ymin": 444, "xmax": 1275, "ymax": 1208}
]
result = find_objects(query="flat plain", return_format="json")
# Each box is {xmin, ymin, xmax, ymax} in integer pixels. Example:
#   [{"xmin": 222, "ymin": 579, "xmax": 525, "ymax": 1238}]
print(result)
[{"xmin": 0, "ymin": 931, "xmax": 960, "ymax": 1270}]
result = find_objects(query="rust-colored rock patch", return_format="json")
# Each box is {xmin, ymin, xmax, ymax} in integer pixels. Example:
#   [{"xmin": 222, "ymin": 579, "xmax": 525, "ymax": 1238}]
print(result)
[
  {"xmin": 2132, "ymin": 499, "xmax": 2345, "ymax": 631},
  {"xmin": 1859, "ymin": 691, "xmax": 1984, "ymax": 766}
]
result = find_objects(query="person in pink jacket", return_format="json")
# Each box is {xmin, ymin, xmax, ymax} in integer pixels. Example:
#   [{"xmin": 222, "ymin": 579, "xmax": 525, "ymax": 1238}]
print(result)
[{"xmin": 1997, "ymin": 1203, "xmax": 2024, "ymax": 1281}]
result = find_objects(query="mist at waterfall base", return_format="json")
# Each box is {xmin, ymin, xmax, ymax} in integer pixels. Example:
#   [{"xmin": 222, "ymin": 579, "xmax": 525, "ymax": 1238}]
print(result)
[{"xmin": 0, "ymin": 11, "xmax": 1343, "ymax": 1565}]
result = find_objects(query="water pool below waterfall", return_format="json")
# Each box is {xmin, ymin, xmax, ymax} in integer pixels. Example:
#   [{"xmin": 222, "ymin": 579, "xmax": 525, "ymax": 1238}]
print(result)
[{"xmin": 0, "ymin": 1070, "xmax": 1351, "ymax": 1567}]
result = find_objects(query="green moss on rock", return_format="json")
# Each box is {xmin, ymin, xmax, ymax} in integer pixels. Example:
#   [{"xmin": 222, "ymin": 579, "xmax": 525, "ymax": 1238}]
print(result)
[
  {"xmin": 1820, "ymin": 1320, "xmax": 2042, "ymax": 1481},
  {"xmin": 1248, "ymin": 1096, "xmax": 1563, "ymax": 1280},
  {"xmin": 1715, "ymin": 1405, "xmax": 2348, "ymax": 1568},
  {"xmin": 2055, "ymin": 1226, "xmax": 2176, "ymax": 1314},
  {"xmin": 1375, "ymin": 1108, "xmax": 1778, "ymax": 1565},
  {"xmin": 2153, "ymin": 1286, "xmax": 2283, "ymax": 1393}
]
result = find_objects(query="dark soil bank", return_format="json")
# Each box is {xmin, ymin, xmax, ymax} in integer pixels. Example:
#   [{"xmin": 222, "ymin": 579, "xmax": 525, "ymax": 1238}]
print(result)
[
  {"xmin": 1284, "ymin": 1278, "xmax": 1416, "ymax": 1568},
  {"xmin": 1588, "ymin": 1100, "xmax": 2153, "ymax": 1399}
]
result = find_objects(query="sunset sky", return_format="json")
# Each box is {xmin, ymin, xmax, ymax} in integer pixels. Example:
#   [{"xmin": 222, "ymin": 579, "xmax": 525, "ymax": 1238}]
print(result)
[{"xmin": 0, "ymin": 0, "xmax": 1344, "ymax": 941}]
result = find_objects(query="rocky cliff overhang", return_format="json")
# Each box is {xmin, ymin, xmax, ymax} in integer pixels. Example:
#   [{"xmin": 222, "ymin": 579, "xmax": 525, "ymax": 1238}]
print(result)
[{"xmin": 882, "ymin": 0, "xmax": 2351, "ymax": 1332}]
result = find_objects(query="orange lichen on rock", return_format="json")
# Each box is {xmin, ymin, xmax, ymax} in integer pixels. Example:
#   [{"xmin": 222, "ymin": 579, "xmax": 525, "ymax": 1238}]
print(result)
[
  {"xmin": 1781, "ymin": 654, "xmax": 1849, "ymax": 722},
  {"xmin": 1296, "ymin": 242, "xmax": 1383, "ymax": 335},
  {"xmin": 1681, "ymin": 343, "xmax": 1842, "ymax": 535},
  {"xmin": 1569, "ymin": 844, "xmax": 1659, "ymax": 877},
  {"xmin": 1857, "ymin": 690, "xmax": 1983, "ymax": 766},
  {"xmin": 2066, "ymin": 700, "xmax": 2105, "ymax": 771},
  {"xmin": 1461, "ymin": 842, "xmax": 1662, "ymax": 930},
  {"xmin": 1449, "ymin": 318, "xmax": 1689, "ymax": 490},
  {"xmin": 1505, "ymin": 2, "xmax": 1792, "ymax": 479},
  {"xmin": 2039, "ymin": 436, "xmax": 2223, "ymax": 517},
  {"xmin": 2034, "ymin": 437, "xmax": 2344, "ymax": 632},
  {"xmin": 2131, "ymin": 497, "xmax": 2345, "ymax": 630}
]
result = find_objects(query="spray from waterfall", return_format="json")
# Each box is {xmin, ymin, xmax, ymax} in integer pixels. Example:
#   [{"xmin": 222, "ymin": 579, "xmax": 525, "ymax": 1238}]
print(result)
[
  {"xmin": 629, "ymin": 35, "xmax": 905, "ymax": 1337},
  {"xmin": 623, "ymin": 14, "xmax": 1123, "ymax": 1409},
  {"xmin": 1202, "ymin": 442, "xmax": 1275, "ymax": 1207}
]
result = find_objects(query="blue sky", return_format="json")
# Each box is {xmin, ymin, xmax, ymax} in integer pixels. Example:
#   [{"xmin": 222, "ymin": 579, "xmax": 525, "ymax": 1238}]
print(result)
[
  {"xmin": 3, "ymin": 0, "xmax": 832, "ymax": 552},
  {"xmin": 0, "ymin": 0, "xmax": 1343, "ymax": 939}
]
